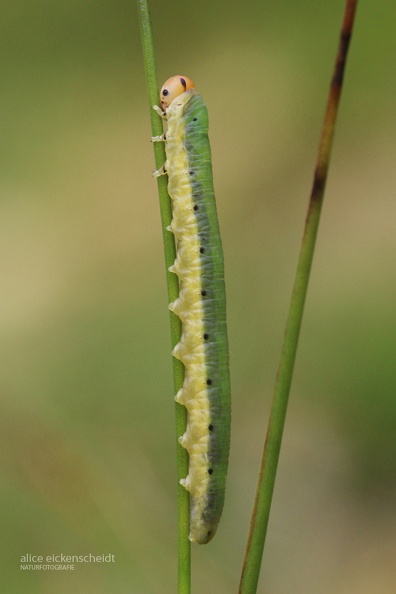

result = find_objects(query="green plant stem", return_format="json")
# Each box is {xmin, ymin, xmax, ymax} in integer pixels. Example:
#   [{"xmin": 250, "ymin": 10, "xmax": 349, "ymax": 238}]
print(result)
[
  {"xmin": 137, "ymin": 1, "xmax": 190, "ymax": 592},
  {"xmin": 239, "ymin": 2, "xmax": 359, "ymax": 593}
]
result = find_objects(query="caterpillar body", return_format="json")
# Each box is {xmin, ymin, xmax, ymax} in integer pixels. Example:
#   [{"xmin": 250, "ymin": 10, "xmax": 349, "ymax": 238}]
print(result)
[{"xmin": 153, "ymin": 76, "xmax": 231, "ymax": 544}]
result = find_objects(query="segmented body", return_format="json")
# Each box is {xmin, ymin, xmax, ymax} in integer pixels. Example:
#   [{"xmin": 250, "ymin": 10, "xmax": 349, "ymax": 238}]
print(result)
[{"xmin": 162, "ymin": 88, "xmax": 231, "ymax": 544}]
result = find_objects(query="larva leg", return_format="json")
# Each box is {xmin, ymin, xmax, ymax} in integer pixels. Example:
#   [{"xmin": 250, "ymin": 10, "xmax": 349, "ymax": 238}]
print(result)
[
  {"xmin": 152, "ymin": 163, "xmax": 167, "ymax": 177},
  {"xmin": 153, "ymin": 105, "xmax": 166, "ymax": 119},
  {"xmin": 151, "ymin": 105, "xmax": 166, "ymax": 168}
]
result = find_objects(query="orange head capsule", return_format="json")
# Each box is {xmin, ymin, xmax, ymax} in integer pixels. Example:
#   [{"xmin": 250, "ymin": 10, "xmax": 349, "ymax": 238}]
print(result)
[{"xmin": 160, "ymin": 75, "xmax": 195, "ymax": 110}]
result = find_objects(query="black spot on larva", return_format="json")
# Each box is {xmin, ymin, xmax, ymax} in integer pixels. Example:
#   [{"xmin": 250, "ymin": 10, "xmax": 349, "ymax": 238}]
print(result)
[
  {"xmin": 180, "ymin": 77, "xmax": 187, "ymax": 89},
  {"xmin": 193, "ymin": 117, "xmax": 197, "ymax": 121},
  {"xmin": 200, "ymin": 247, "xmax": 205, "ymax": 254},
  {"xmin": 207, "ymin": 379, "xmax": 212, "ymax": 386},
  {"xmin": 189, "ymin": 170, "xmax": 194, "ymax": 175},
  {"xmin": 208, "ymin": 468, "xmax": 213, "ymax": 475},
  {"xmin": 201, "ymin": 290, "xmax": 206, "ymax": 296},
  {"xmin": 193, "ymin": 205, "xmax": 199, "ymax": 211},
  {"xmin": 208, "ymin": 424, "xmax": 214, "ymax": 431},
  {"xmin": 162, "ymin": 89, "xmax": 169, "ymax": 96},
  {"xmin": 204, "ymin": 333, "xmax": 209, "ymax": 340},
  {"xmin": 207, "ymin": 530, "xmax": 212, "ymax": 538}
]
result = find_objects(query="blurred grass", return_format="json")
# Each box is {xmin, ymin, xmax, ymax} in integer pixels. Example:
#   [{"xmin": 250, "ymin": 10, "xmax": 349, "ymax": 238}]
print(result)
[{"xmin": 1, "ymin": 1, "xmax": 396, "ymax": 592}]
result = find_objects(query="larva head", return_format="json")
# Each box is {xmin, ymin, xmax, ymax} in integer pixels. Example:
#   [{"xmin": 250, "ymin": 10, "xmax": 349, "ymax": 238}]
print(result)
[{"xmin": 160, "ymin": 75, "xmax": 195, "ymax": 111}]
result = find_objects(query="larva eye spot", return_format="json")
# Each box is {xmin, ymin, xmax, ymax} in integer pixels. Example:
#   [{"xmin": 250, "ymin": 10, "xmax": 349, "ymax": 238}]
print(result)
[{"xmin": 160, "ymin": 75, "xmax": 195, "ymax": 110}]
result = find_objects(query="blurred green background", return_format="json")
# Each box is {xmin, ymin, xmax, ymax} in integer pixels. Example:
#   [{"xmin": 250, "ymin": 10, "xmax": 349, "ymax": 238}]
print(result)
[{"xmin": 1, "ymin": 1, "xmax": 396, "ymax": 592}]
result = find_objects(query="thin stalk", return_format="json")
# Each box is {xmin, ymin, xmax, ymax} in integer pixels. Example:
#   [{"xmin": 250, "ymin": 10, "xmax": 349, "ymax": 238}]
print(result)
[
  {"xmin": 137, "ymin": 1, "xmax": 190, "ymax": 592},
  {"xmin": 239, "ymin": 2, "xmax": 359, "ymax": 592}
]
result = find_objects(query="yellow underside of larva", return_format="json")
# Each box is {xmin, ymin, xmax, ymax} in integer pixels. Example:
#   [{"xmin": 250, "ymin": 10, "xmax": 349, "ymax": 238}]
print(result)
[{"xmin": 165, "ymin": 91, "xmax": 211, "ymax": 544}]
